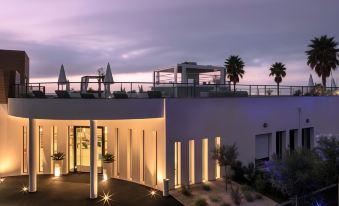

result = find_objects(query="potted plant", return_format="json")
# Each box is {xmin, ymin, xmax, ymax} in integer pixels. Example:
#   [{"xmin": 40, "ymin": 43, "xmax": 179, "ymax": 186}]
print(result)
[
  {"xmin": 51, "ymin": 152, "xmax": 65, "ymax": 177},
  {"xmin": 102, "ymin": 153, "xmax": 115, "ymax": 180}
]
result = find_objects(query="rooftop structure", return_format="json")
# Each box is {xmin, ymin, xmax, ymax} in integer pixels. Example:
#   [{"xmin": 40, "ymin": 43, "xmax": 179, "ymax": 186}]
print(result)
[{"xmin": 0, "ymin": 50, "xmax": 338, "ymax": 202}]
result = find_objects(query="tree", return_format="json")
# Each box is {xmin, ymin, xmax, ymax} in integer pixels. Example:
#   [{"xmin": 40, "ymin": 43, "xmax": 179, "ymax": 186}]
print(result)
[
  {"xmin": 266, "ymin": 149, "xmax": 322, "ymax": 205},
  {"xmin": 306, "ymin": 35, "xmax": 339, "ymax": 87},
  {"xmin": 315, "ymin": 135, "xmax": 339, "ymax": 185},
  {"xmin": 269, "ymin": 62, "xmax": 286, "ymax": 96},
  {"xmin": 212, "ymin": 143, "xmax": 238, "ymax": 191},
  {"xmin": 225, "ymin": 55, "xmax": 245, "ymax": 92}
]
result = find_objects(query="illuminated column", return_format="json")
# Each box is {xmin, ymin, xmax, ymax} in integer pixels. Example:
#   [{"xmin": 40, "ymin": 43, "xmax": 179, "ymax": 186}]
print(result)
[
  {"xmin": 28, "ymin": 118, "xmax": 37, "ymax": 192},
  {"xmin": 174, "ymin": 68, "xmax": 178, "ymax": 83},
  {"xmin": 90, "ymin": 120, "xmax": 98, "ymax": 199}
]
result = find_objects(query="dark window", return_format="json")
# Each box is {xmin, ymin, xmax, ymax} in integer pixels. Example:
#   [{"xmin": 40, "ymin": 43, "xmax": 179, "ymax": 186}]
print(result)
[
  {"xmin": 276, "ymin": 131, "xmax": 283, "ymax": 159},
  {"xmin": 302, "ymin": 128, "xmax": 312, "ymax": 149},
  {"xmin": 289, "ymin": 130, "xmax": 296, "ymax": 152}
]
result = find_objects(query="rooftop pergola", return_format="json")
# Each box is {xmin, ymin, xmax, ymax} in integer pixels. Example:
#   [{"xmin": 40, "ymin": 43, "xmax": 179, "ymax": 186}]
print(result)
[{"xmin": 153, "ymin": 62, "xmax": 226, "ymax": 84}]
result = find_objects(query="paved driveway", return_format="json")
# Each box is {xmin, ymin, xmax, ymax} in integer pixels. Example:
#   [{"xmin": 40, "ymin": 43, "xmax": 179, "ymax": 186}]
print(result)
[{"xmin": 0, "ymin": 173, "xmax": 183, "ymax": 206}]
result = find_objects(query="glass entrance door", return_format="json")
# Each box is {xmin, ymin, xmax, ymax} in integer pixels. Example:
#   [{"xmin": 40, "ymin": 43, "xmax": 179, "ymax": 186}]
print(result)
[{"xmin": 71, "ymin": 126, "xmax": 104, "ymax": 172}]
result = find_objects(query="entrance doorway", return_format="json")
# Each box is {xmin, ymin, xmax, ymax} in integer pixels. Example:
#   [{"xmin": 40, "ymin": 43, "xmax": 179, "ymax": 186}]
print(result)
[{"xmin": 69, "ymin": 126, "xmax": 105, "ymax": 173}]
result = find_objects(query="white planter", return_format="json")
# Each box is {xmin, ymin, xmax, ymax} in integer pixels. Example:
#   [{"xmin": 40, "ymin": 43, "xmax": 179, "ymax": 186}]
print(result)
[
  {"xmin": 54, "ymin": 160, "xmax": 63, "ymax": 177},
  {"xmin": 103, "ymin": 162, "xmax": 113, "ymax": 180}
]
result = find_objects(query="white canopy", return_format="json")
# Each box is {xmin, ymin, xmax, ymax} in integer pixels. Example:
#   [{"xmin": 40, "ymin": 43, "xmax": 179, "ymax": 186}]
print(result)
[
  {"xmin": 104, "ymin": 63, "xmax": 114, "ymax": 98},
  {"xmin": 58, "ymin": 64, "xmax": 67, "ymax": 84},
  {"xmin": 104, "ymin": 63, "xmax": 114, "ymax": 83},
  {"xmin": 308, "ymin": 74, "xmax": 314, "ymax": 87},
  {"xmin": 331, "ymin": 77, "xmax": 336, "ymax": 88}
]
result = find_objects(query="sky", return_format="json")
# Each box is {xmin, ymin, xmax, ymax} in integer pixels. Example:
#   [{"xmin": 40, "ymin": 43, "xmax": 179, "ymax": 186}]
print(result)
[{"xmin": 1, "ymin": 0, "xmax": 338, "ymax": 85}]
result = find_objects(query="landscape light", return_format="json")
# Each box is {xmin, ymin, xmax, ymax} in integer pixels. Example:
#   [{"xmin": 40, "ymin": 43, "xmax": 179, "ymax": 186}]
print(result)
[
  {"xmin": 0, "ymin": 177, "xmax": 5, "ymax": 183},
  {"xmin": 100, "ymin": 191, "xmax": 112, "ymax": 205},
  {"xmin": 149, "ymin": 190, "xmax": 157, "ymax": 198},
  {"xmin": 54, "ymin": 166, "xmax": 61, "ymax": 177},
  {"xmin": 21, "ymin": 186, "xmax": 28, "ymax": 193}
]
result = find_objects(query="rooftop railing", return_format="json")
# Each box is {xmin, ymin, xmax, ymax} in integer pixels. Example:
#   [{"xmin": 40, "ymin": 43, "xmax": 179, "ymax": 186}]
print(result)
[{"xmin": 12, "ymin": 81, "xmax": 339, "ymax": 99}]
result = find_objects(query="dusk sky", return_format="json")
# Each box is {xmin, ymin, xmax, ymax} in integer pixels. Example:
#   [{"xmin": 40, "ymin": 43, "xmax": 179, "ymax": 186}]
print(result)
[{"xmin": 1, "ymin": 0, "xmax": 338, "ymax": 85}]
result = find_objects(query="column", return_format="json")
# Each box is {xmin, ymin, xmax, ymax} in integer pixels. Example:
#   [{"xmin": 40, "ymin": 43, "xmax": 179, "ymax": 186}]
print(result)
[
  {"xmin": 174, "ymin": 68, "xmax": 178, "ymax": 83},
  {"xmin": 28, "ymin": 118, "xmax": 37, "ymax": 192},
  {"xmin": 156, "ymin": 71, "xmax": 160, "ymax": 84},
  {"xmin": 220, "ymin": 69, "xmax": 226, "ymax": 84},
  {"xmin": 90, "ymin": 120, "xmax": 98, "ymax": 199},
  {"xmin": 181, "ymin": 67, "xmax": 187, "ymax": 83}
]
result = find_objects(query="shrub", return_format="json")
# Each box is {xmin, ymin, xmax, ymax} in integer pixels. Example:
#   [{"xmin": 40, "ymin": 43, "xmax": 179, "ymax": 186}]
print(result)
[
  {"xmin": 230, "ymin": 186, "xmax": 242, "ymax": 205},
  {"xmin": 202, "ymin": 183, "xmax": 211, "ymax": 191},
  {"xmin": 243, "ymin": 191, "xmax": 254, "ymax": 202},
  {"xmin": 293, "ymin": 90, "xmax": 302, "ymax": 96},
  {"xmin": 101, "ymin": 153, "xmax": 115, "ymax": 163},
  {"xmin": 181, "ymin": 185, "xmax": 192, "ymax": 196},
  {"xmin": 51, "ymin": 152, "xmax": 65, "ymax": 160},
  {"xmin": 209, "ymin": 195, "xmax": 221, "ymax": 202},
  {"xmin": 254, "ymin": 174, "xmax": 267, "ymax": 192},
  {"xmin": 254, "ymin": 193, "xmax": 263, "ymax": 199},
  {"xmin": 231, "ymin": 161, "xmax": 246, "ymax": 183},
  {"xmin": 220, "ymin": 203, "xmax": 231, "ymax": 206},
  {"xmin": 196, "ymin": 198, "xmax": 208, "ymax": 206},
  {"xmin": 240, "ymin": 184, "xmax": 252, "ymax": 192}
]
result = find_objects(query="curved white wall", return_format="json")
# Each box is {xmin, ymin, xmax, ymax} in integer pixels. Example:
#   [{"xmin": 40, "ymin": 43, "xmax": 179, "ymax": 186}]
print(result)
[{"xmin": 8, "ymin": 98, "xmax": 164, "ymax": 120}]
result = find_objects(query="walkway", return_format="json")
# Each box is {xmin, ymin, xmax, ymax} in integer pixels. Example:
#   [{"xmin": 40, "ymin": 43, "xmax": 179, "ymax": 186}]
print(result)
[{"xmin": 0, "ymin": 173, "xmax": 182, "ymax": 206}]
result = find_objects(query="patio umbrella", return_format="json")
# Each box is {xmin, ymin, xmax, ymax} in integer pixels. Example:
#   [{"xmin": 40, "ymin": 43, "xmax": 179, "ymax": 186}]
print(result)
[
  {"xmin": 307, "ymin": 74, "xmax": 314, "ymax": 93},
  {"xmin": 308, "ymin": 74, "xmax": 314, "ymax": 87},
  {"xmin": 58, "ymin": 64, "xmax": 68, "ymax": 90},
  {"xmin": 104, "ymin": 63, "xmax": 114, "ymax": 98},
  {"xmin": 331, "ymin": 76, "xmax": 336, "ymax": 88}
]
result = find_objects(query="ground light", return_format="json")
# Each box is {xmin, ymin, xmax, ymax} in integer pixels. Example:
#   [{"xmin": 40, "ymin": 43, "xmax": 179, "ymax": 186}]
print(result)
[
  {"xmin": 0, "ymin": 177, "xmax": 5, "ymax": 183},
  {"xmin": 21, "ymin": 186, "xmax": 28, "ymax": 193},
  {"xmin": 99, "ymin": 191, "xmax": 113, "ymax": 205},
  {"xmin": 148, "ymin": 190, "xmax": 158, "ymax": 199}
]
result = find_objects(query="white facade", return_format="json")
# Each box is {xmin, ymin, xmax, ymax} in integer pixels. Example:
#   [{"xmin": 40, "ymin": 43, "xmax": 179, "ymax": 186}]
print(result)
[{"xmin": 1, "ymin": 96, "xmax": 339, "ymax": 192}]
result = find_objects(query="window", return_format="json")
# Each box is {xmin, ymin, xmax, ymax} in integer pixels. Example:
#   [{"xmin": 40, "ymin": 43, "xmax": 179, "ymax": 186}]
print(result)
[
  {"xmin": 52, "ymin": 126, "xmax": 57, "ymax": 154},
  {"xmin": 289, "ymin": 129, "xmax": 298, "ymax": 152},
  {"xmin": 302, "ymin": 128, "xmax": 313, "ymax": 149},
  {"xmin": 22, "ymin": 126, "xmax": 28, "ymax": 173},
  {"xmin": 215, "ymin": 137, "xmax": 221, "ymax": 179},
  {"xmin": 174, "ymin": 141, "xmax": 181, "ymax": 187},
  {"xmin": 189, "ymin": 140, "xmax": 195, "ymax": 184},
  {"xmin": 154, "ymin": 131, "xmax": 158, "ymax": 186},
  {"xmin": 128, "ymin": 129, "xmax": 132, "ymax": 180},
  {"xmin": 276, "ymin": 131, "xmax": 284, "ymax": 159},
  {"xmin": 202, "ymin": 138, "xmax": 208, "ymax": 182},
  {"xmin": 255, "ymin": 134, "xmax": 270, "ymax": 167},
  {"xmin": 39, "ymin": 126, "xmax": 44, "ymax": 173},
  {"xmin": 68, "ymin": 126, "xmax": 74, "ymax": 172},
  {"xmin": 116, "ymin": 128, "xmax": 120, "ymax": 177}
]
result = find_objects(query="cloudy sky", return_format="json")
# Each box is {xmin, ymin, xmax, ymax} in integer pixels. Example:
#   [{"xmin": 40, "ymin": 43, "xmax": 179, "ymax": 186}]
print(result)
[{"xmin": 1, "ymin": 0, "xmax": 338, "ymax": 85}]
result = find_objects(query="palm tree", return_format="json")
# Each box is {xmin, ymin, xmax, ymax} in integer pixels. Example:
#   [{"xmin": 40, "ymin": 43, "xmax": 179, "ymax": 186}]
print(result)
[
  {"xmin": 225, "ymin": 55, "xmax": 245, "ymax": 92},
  {"xmin": 269, "ymin": 62, "xmax": 287, "ymax": 96},
  {"xmin": 306, "ymin": 35, "xmax": 339, "ymax": 87}
]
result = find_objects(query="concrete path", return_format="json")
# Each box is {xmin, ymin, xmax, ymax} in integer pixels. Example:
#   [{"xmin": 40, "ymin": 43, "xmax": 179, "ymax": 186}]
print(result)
[{"xmin": 0, "ymin": 173, "xmax": 182, "ymax": 206}]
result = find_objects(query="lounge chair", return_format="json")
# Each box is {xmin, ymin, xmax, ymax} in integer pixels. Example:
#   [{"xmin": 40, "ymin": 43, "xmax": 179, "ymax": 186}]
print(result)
[
  {"xmin": 147, "ymin": 91, "xmax": 162, "ymax": 98},
  {"xmin": 32, "ymin": 90, "xmax": 46, "ymax": 98},
  {"xmin": 55, "ymin": 90, "xmax": 71, "ymax": 98},
  {"xmin": 80, "ymin": 93, "xmax": 96, "ymax": 99},
  {"xmin": 113, "ymin": 91, "xmax": 128, "ymax": 99}
]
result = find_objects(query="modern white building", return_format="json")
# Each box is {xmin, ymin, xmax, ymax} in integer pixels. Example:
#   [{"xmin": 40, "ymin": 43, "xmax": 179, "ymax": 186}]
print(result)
[{"xmin": 1, "ymin": 50, "xmax": 339, "ymax": 199}]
